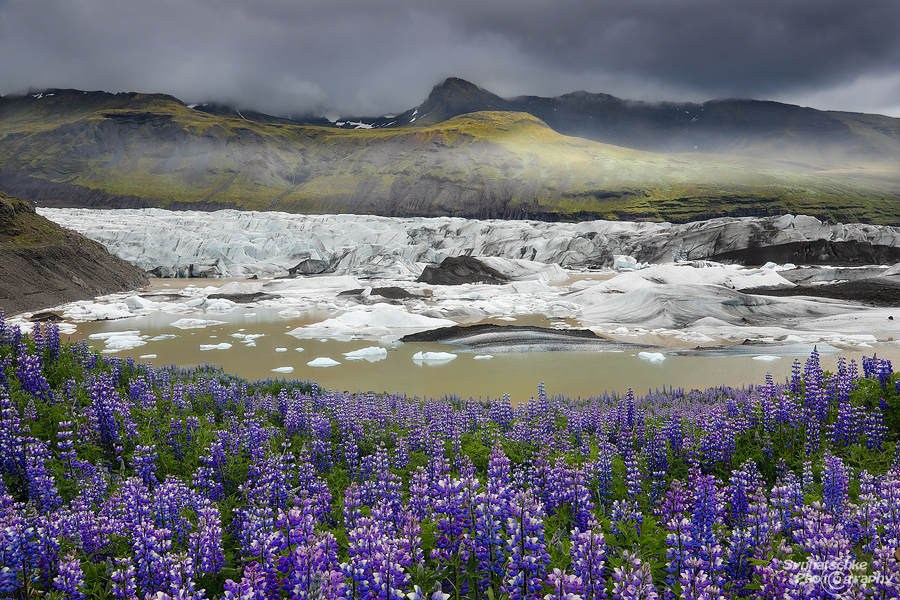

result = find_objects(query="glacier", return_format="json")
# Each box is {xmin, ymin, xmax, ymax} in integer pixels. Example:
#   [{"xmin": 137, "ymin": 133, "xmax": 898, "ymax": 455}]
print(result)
[{"xmin": 11, "ymin": 207, "xmax": 900, "ymax": 357}]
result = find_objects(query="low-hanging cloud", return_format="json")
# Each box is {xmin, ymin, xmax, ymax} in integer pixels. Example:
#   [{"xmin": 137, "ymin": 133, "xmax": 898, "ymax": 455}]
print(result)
[{"xmin": 1, "ymin": 0, "xmax": 899, "ymax": 117}]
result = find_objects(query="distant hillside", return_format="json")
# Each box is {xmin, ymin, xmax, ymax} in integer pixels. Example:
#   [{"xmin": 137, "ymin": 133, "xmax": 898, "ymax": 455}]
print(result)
[
  {"xmin": 0, "ymin": 86, "xmax": 899, "ymax": 223},
  {"xmin": 345, "ymin": 78, "xmax": 900, "ymax": 165},
  {"xmin": 0, "ymin": 192, "xmax": 148, "ymax": 314}
]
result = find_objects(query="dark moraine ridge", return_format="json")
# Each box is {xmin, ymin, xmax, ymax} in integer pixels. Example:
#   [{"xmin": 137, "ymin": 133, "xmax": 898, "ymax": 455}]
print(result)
[
  {"xmin": 745, "ymin": 278, "xmax": 900, "ymax": 307},
  {"xmin": 0, "ymin": 193, "xmax": 148, "ymax": 315},
  {"xmin": 400, "ymin": 323, "xmax": 659, "ymax": 353}
]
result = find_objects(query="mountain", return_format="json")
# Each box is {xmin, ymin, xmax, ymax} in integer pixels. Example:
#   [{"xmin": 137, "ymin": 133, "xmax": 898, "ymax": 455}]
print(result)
[
  {"xmin": 0, "ymin": 192, "xmax": 148, "ymax": 314},
  {"xmin": 0, "ymin": 85, "xmax": 899, "ymax": 223},
  {"xmin": 379, "ymin": 78, "xmax": 900, "ymax": 165}
]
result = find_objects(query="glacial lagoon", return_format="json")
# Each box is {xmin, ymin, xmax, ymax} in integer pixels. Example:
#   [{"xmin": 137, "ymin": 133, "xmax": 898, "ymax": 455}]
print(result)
[
  {"xmin": 34, "ymin": 276, "xmax": 900, "ymax": 402},
  {"xmin": 25, "ymin": 208, "xmax": 900, "ymax": 400}
]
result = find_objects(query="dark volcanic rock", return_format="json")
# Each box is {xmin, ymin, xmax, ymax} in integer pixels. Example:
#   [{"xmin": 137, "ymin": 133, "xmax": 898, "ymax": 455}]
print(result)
[
  {"xmin": 0, "ymin": 193, "xmax": 148, "ymax": 314},
  {"xmin": 745, "ymin": 278, "xmax": 900, "ymax": 307},
  {"xmin": 372, "ymin": 287, "xmax": 415, "ymax": 300},
  {"xmin": 207, "ymin": 292, "xmax": 277, "ymax": 303},
  {"xmin": 417, "ymin": 256, "xmax": 510, "ymax": 285},
  {"xmin": 708, "ymin": 240, "xmax": 900, "ymax": 266},
  {"xmin": 289, "ymin": 259, "xmax": 332, "ymax": 276},
  {"xmin": 400, "ymin": 323, "xmax": 657, "ymax": 353},
  {"xmin": 30, "ymin": 311, "xmax": 64, "ymax": 322}
]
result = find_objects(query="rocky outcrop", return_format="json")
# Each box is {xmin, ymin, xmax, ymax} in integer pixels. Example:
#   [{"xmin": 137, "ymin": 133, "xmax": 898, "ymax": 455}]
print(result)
[
  {"xmin": 417, "ymin": 256, "xmax": 510, "ymax": 285},
  {"xmin": 0, "ymin": 194, "xmax": 148, "ymax": 315}
]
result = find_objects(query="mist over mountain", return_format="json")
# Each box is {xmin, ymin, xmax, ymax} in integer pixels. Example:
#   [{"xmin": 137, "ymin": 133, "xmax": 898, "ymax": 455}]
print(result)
[{"xmin": 1, "ymin": 79, "xmax": 898, "ymax": 223}]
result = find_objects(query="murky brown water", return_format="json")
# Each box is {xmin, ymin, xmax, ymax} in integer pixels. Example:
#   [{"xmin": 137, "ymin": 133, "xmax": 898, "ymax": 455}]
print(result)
[{"xmin": 63, "ymin": 279, "xmax": 900, "ymax": 401}]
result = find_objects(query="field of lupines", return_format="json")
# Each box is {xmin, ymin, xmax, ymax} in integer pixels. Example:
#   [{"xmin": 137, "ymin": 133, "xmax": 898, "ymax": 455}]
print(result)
[{"xmin": 2, "ymin": 310, "xmax": 900, "ymax": 600}]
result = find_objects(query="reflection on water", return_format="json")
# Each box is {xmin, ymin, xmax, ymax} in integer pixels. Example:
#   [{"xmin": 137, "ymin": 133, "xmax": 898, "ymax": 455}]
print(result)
[{"xmin": 66, "ymin": 288, "xmax": 900, "ymax": 402}]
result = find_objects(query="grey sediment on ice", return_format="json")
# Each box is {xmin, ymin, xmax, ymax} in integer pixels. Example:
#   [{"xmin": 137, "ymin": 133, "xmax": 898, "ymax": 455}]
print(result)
[{"xmin": 399, "ymin": 323, "xmax": 658, "ymax": 353}]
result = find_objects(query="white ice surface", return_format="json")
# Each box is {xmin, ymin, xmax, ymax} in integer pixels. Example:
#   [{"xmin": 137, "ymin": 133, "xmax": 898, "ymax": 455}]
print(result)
[
  {"xmin": 343, "ymin": 346, "xmax": 388, "ymax": 359},
  {"xmin": 25, "ymin": 209, "xmax": 900, "ymax": 355},
  {"xmin": 308, "ymin": 357, "xmax": 340, "ymax": 367},
  {"xmin": 413, "ymin": 351, "xmax": 457, "ymax": 361},
  {"xmin": 200, "ymin": 343, "xmax": 232, "ymax": 350},
  {"xmin": 171, "ymin": 318, "xmax": 227, "ymax": 329}
]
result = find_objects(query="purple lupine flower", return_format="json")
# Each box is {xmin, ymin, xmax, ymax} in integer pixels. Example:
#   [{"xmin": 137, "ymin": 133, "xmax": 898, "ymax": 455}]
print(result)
[
  {"xmin": 610, "ymin": 499, "xmax": 643, "ymax": 539},
  {"xmin": 611, "ymin": 552, "xmax": 658, "ymax": 600},
  {"xmin": 222, "ymin": 564, "xmax": 269, "ymax": 600},
  {"xmin": 110, "ymin": 557, "xmax": 138, "ymax": 600},
  {"xmin": 570, "ymin": 521, "xmax": 607, "ymax": 600},
  {"xmin": 822, "ymin": 452, "xmax": 849, "ymax": 516},
  {"xmin": 190, "ymin": 499, "xmax": 226, "ymax": 575},
  {"xmin": 545, "ymin": 568, "xmax": 582, "ymax": 600},
  {"xmin": 166, "ymin": 552, "xmax": 205, "ymax": 600},
  {"xmin": 664, "ymin": 516, "xmax": 693, "ymax": 596},
  {"xmin": 753, "ymin": 541, "xmax": 801, "ymax": 600},
  {"xmin": 474, "ymin": 491, "xmax": 509, "ymax": 593},
  {"xmin": 505, "ymin": 490, "xmax": 550, "ymax": 600},
  {"xmin": 870, "ymin": 543, "xmax": 900, "ymax": 599},
  {"xmin": 430, "ymin": 476, "xmax": 475, "ymax": 596},
  {"xmin": 676, "ymin": 566, "xmax": 723, "ymax": 600},
  {"xmin": 132, "ymin": 518, "xmax": 173, "ymax": 592},
  {"xmin": 53, "ymin": 550, "xmax": 85, "ymax": 600},
  {"xmin": 16, "ymin": 352, "xmax": 54, "ymax": 405},
  {"xmin": 133, "ymin": 444, "xmax": 159, "ymax": 488}
]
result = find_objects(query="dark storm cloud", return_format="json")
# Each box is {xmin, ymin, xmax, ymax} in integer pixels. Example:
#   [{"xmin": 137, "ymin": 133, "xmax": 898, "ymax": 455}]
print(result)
[{"xmin": 1, "ymin": 0, "xmax": 899, "ymax": 117}]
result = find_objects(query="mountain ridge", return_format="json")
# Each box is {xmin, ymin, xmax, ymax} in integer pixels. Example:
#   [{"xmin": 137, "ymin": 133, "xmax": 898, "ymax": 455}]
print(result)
[{"xmin": 0, "ymin": 83, "xmax": 899, "ymax": 223}]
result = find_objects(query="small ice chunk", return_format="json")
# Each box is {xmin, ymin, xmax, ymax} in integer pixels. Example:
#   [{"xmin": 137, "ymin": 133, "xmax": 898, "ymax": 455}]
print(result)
[
  {"xmin": 412, "ymin": 351, "xmax": 457, "ymax": 362},
  {"xmin": 244, "ymin": 312, "xmax": 257, "ymax": 317},
  {"xmin": 171, "ymin": 318, "xmax": 226, "ymax": 329},
  {"xmin": 344, "ymin": 346, "xmax": 388, "ymax": 360},
  {"xmin": 752, "ymin": 355, "xmax": 781, "ymax": 361},
  {"xmin": 613, "ymin": 255, "xmax": 639, "ymax": 270},
  {"xmin": 275, "ymin": 348, "xmax": 288, "ymax": 352},
  {"xmin": 474, "ymin": 355, "xmax": 494, "ymax": 360},
  {"xmin": 124, "ymin": 296, "xmax": 155, "ymax": 310},
  {"xmin": 139, "ymin": 354, "xmax": 157, "ymax": 359},
  {"xmin": 638, "ymin": 352, "xmax": 666, "ymax": 362},
  {"xmin": 295, "ymin": 347, "xmax": 305, "ymax": 352},
  {"xmin": 200, "ymin": 343, "xmax": 233, "ymax": 350},
  {"xmin": 148, "ymin": 334, "xmax": 177, "ymax": 341},
  {"xmin": 89, "ymin": 330, "xmax": 141, "ymax": 340},
  {"xmin": 308, "ymin": 357, "xmax": 340, "ymax": 367},
  {"xmin": 271, "ymin": 366, "xmax": 294, "ymax": 373}
]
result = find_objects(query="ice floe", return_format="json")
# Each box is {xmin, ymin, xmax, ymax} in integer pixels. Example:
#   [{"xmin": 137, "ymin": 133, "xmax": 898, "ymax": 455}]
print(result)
[
  {"xmin": 271, "ymin": 366, "xmax": 294, "ymax": 374},
  {"xmin": 413, "ymin": 351, "xmax": 457, "ymax": 362},
  {"xmin": 170, "ymin": 318, "xmax": 227, "ymax": 329},
  {"xmin": 289, "ymin": 305, "xmax": 455, "ymax": 340},
  {"xmin": 638, "ymin": 352, "xmax": 666, "ymax": 362},
  {"xmin": 308, "ymin": 357, "xmax": 340, "ymax": 367},
  {"xmin": 343, "ymin": 346, "xmax": 388, "ymax": 360},
  {"xmin": 199, "ymin": 343, "xmax": 232, "ymax": 350}
]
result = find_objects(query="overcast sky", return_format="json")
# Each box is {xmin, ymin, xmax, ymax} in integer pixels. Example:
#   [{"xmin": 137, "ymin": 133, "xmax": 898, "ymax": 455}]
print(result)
[{"xmin": 1, "ymin": 0, "xmax": 899, "ymax": 118}]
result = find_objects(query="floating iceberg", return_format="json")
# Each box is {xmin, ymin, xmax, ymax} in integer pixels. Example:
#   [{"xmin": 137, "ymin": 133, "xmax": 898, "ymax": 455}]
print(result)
[
  {"xmin": 199, "ymin": 343, "xmax": 232, "ymax": 351},
  {"xmin": 308, "ymin": 357, "xmax": 340, "ymax": 367},
  {"xmin": 343, "ymin": 346, "xmax": 388, "ymax": 360},
  {"xmin": 170, "ymin": 318, "xmax": 227, "ymax": 330},
  {"xmin": 412, "ymin": 351, "xmax": 457, "ymax": 362},
  {"xmin": 271, "ymin": 366, "xmax": 294, "ymax": 373},
  {"xmin": 638, "ymin": 351, "xmax": 666, "ymax": 363}
]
